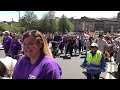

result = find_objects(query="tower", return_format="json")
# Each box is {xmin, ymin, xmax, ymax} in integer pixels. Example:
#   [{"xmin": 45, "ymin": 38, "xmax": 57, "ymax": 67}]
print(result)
[
  {"xmin": 117, "ymin": 12, "xmax": 120, "ymax": 22},
  {"xmin": 12, "ymin": 18, "xmax": 14, "ymax": 22}
]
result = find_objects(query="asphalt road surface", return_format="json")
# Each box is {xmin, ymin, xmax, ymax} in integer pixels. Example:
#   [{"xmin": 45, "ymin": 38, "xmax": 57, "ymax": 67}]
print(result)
[
  {"xmin": 0, "ymin": 44, "xmax": 118, "ymax": 79},
  {"xmin": 55, "ymin": 53, "xmax": 118, "ymax": 79}
]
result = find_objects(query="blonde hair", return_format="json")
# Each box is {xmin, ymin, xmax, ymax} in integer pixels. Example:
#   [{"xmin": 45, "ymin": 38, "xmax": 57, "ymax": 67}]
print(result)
[
  {"xmin": 13, "ymin": 33, "xmax": 19, "ymax": 40},
  {"xmin": 23, "ymin": 30, "xmax": 53, "ymax": 58}
]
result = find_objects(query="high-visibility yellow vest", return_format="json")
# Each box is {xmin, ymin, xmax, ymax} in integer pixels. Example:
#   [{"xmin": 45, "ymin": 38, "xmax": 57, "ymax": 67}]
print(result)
[{"xmin": 86, "ymin": 50, "xmax": 102, "ymax": 64}]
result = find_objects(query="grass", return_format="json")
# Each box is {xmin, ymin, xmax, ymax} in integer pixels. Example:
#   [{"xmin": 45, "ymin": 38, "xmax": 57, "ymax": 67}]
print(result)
[{"xmin": 0, "ymin": 36, "xmax": 2, "ymax": 43}]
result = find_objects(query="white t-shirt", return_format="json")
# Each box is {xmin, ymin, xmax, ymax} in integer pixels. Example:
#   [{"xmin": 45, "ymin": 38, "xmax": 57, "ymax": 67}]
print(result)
[{"xmin": 96, "ymin": 38, "xmax": 109, "ymax": 53}]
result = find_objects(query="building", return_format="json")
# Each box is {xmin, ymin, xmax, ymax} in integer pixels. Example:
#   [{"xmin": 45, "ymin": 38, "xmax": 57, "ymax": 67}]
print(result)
[
  {"xmin": 69, "ymin": 12, "xmax": 120, "ymax": 33},
  {"xmin": 2, "ymin": 21, "xmax": 18, "ymax": 26},
  {"xmin": 69, "ymin": 17, "xmax": 81, "ymax": 32},
  {"xmin": 80, "ymin": 16, "xmax": 95, "ymax": 32},
  {"xmin": 117, "ymin": 12, "xmax": 120, "ymax": 22},
  {"xmin": 95, "ymin": 18, "xmax": 120, "ymax": 32}
]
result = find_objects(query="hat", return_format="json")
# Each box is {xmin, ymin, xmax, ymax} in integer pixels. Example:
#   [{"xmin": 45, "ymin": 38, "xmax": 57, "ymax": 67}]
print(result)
[
  {"xmin": 4, "ymin": 31, "xmax": 10, "ymax": 35},
  {"xmin": 91, "ymin": 43, "xmax": 98, "ymax": 47},
  {"xmin": 2, "ymin": 32, "xmax": 5, "ymax": 35}
]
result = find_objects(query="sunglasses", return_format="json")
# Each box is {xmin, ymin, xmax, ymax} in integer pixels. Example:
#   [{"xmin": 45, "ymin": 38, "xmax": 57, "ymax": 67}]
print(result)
[
  {"xmin": 31, "ymin": 30, "xmax": 40, "ymax": 37},
  {"xmin": 30, "ymin": 30, "xmax": 43, "ymax": 42},
  {"xmin": 90, "ymin": 46, "xmax": 96, "ymax": 48}
]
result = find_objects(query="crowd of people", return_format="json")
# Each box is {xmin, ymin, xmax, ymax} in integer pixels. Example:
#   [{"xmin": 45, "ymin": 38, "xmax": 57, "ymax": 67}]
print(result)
[
  {"xmin": 0, "ymin": 30, "xmax": 120, "ymax": 79},
  {"xmin": 1, "ymin": 30, "xmax": 62, "ymax": 79}
]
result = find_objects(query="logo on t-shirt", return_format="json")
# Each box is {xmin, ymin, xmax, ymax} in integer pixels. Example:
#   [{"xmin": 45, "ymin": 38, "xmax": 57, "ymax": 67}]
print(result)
[{"xmin": 28, "ymin": 74, "xmax": 36, "ymax": 79}]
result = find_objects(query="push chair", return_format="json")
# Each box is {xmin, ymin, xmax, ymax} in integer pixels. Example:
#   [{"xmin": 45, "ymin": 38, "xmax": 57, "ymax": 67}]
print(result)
[
  {"xmin": 0, "ymin": 57, "xmax": 17, "ymax": 79},
  {"xmin": 51, "ymin": 41, "xmax": 61, "ymax": 58}
]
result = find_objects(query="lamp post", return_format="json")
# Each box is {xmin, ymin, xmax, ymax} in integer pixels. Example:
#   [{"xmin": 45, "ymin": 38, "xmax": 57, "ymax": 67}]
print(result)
[
  {"xmin": 17, "ymin": 11, "xmax": 20, "ymax": 26},
  {"xmin": 18, "ymin": 11, "xmax": 20, "ymax": 26},
  {"xmin": 17, "ymin": 11, "xmax": 21, "ymax": 33}
]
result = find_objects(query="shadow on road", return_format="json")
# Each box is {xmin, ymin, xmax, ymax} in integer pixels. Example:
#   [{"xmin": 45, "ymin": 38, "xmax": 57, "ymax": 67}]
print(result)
[
  {"xmin": 60, "ymin": 55, "xmax": 71, "ymax": 59},
  {"xmin": 0, "ymin": 48, "xmax": 4, "ymax": 50},
  {"xmin": 109, "ymin": 71, "xmax": 118, "ymax": 79},
  {"xmin": 82, "ymin": 71, "xmax": 105, "ymax": 79},
  {"xmin": 73, "ymin": 54, "xmax": 80, "ymax": 57},
  {"xmin": 82, "ymin": 71, "xmax": 87, "ymax": 76},
  {"xmin": 80, "ymin": 56, "xmax": 85, "ymax": 58},
  {"xmin": 59, "ymin": 54, "xmax": 80, "ymax": 59}
]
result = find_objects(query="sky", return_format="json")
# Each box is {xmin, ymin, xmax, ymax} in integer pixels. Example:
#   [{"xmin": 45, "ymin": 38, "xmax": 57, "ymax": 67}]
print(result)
[{"xmin": 0, "ymin": 11, "xmax": 119, "ymax": 22}]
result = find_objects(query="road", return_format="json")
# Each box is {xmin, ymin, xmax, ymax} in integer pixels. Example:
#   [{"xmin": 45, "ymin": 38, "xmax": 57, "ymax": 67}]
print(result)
[
  {"xmin": 55, "ymin": 52, "xmax": 118, "ymax": 79},
  {"xmin": 0, "ymin": 43, "xmax": 118, "ymax": 79}
]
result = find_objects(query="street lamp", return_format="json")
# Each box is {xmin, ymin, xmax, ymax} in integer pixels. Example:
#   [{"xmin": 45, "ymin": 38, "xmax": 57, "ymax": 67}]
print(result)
[
  {"xmin": 17, "ymin": 11, "xmax": 20, "ymax": 26},
  {"xmin": 17, "ymin": 11, "xmax": 21, "ymax": 33}
]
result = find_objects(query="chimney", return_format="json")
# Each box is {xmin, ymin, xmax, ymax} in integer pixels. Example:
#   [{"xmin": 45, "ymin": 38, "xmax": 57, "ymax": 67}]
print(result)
[{"xmin": 12, "ymin": 18, "xmax": 13, "ymax": 22}]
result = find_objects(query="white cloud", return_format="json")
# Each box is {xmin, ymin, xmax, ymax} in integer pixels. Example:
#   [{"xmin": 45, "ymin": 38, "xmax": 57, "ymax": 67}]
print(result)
[
  {"xmin": 0, "ymin": 15, "xmax": 18, "ymax": 22},
  {"xmin": 0, "ymin": 11, "xmax": 119, "ymax": 22},
  {"xmin": 55, "ymin": 11, "xmax": 120, "ymax": 19}
]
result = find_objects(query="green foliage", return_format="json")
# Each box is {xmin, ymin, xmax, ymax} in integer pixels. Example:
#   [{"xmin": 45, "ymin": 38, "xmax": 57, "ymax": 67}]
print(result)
[
  {"xmin": 0, "ymin": 22, "xmax": 7, "ymax": 31},
  {"xmin": 40, "ymin": 11, "xmax": 58, "ymax": 34},
  {"xmin": 58, "ymin": 15, "xmax": 74, "ymax": 34},
  {"xmin": 0, "ymin": 22, "xmax": 26, "ymax": 34},
  {"xmin": 0, "ymin": 36, "xmax": 2, "ymax": 43},
  {"xmin": 20, "ymin": 11, "xmax": 38, "ymax": 31},
  {"xmin": 0, "ymin": 11, "xmax": 75, "ymax": 35}
]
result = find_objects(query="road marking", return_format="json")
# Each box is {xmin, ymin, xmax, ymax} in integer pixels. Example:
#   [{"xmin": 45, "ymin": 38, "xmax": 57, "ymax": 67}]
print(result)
[
  {"xmin": 105, "ymin": 61, "xmax": 117, "ymax": 79},
  {"xmin": 111, "ymin": 56, "xmax": 116, "ymax": 79},
  {"xmin": 106, "ymin": 62, "xmax": 110, "ymax": 79},
  {"xmin": 111, "ymin": 63, "xmax": 116, "ymax": 79}
]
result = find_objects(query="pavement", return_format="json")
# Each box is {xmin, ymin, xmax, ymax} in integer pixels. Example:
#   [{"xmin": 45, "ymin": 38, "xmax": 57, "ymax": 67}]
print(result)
[{"xmin": 0, "ymin": 43, "xmax": 4, "ymax": 50}]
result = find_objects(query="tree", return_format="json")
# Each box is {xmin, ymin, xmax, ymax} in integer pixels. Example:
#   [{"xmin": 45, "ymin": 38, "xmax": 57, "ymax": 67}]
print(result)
[
  {"xmin": 0, "ymin": 22, "xmax": 26, "ymax": 34},
  {"xmin": 20, "ymin": 11, "xmax": 38, "ymax": 31},
  {"xmin": 58, "ymin": 15, "xmax": 74, "ymax": 34},
  {"xmin": 0, "ymin": 22, "xmax": 6, "ymax": 32},
  {"xmin": 40, "ymin": 11, "xmax": 58, "ymax": 34}
]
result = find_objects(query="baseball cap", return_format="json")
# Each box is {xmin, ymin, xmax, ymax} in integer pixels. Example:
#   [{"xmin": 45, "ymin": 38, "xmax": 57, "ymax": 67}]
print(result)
[{"xmin": 91, "ymin": 43, "xmax": 98, "ymax": 47}]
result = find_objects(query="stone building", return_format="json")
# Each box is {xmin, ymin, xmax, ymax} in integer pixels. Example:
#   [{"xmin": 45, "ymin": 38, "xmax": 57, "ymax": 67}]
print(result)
[{"xmin": 69, "ymin": 12, "xmax": 120, "ymax": 33}]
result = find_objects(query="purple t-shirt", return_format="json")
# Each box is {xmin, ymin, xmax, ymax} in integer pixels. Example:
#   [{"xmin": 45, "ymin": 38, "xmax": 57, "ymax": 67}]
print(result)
[
  {"xmin": 3, "ymin": 36, "xmax": 12, "ymax": 54},
  {"xmin": 10, "ymin": 40, "xmax": 22, "ymax": 56},
  {"xmin": 12, "ymin": 54, "xmax": 62, "ymax": 79}
]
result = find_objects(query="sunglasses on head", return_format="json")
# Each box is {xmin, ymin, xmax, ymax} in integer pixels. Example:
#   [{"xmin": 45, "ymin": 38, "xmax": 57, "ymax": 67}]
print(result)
[
  {"xmin": 30, "ymin": 30, "xmax": 43, "ymax": 42},
  {"xmin": 91, "ymin": 46, "xmax": 96, "ymax": 48},
  {"xmin": 31, "ymin": 30, "xmax": 40, "ymax": 37}
]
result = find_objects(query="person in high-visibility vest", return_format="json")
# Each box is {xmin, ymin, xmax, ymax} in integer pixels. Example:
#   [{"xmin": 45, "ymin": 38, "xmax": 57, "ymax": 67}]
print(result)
[{"xmin": 81, "ymin": 43, "xmax": 106, "ymax": 79}]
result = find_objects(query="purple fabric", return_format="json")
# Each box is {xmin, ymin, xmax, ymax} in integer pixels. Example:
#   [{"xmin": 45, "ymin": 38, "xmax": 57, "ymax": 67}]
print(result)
[
  {"xmin": 10, "ymin": 40, "xmax": 22, "ymax": 56},
  {"xmin": 54, "ymin": 36, "xmax": 62, "ymax": 42},
  {"xmin": 2, "ymin": 36, "xmax": 12, "ymax": 55},
  {"xmin": 63, "ymin": 37, "xmax": 67, "ymax": 45},
  {"xmin": 12, "ymin": 54, "xmax": 62, "ymax": 79}
]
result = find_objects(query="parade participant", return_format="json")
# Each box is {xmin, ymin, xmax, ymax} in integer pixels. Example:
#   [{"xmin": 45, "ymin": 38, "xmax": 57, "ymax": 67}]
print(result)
[
  {"xmin": 2, "ymin": 31, "xmax": 12, "ymax": 56},
  {"xmin": 8, "ymin": 33, "xmax": 22, "ymax": 59},
  {"xmin": 80, "ymin": 35, "xmax": 85, "ymax": 52},
  {"xmin": 51, "ymin": 32, "xmax": 62, "ymax": 57},
  {"xmin": 57, "ymin": 35, "xmax": 62, "ymax": 53},
  {"xmin": 113, "ymin": 36, "xmax": 120, "ymax": 79},
  {"xmin": 86, "ymin": 37, "xmax": 93, "ymax": 51},
  {"xmin": 12, "ymin": 30, "xmax": 62, "ymax": 79},
  {"xmin": 96, "ymin": 34, "xmax": 112, "ymax": 53},
  {"xmin": 81, "ymin": 43, "xmax": 106, "ymax": 79},
  {"xmin": 65, "ymin": 36, "xmax": 74, "ymax": 57},
  {"xmin": 74, "ymin": 35, "xmax": 79, "ymax": 54},
  {"xmin": 79, "ymin": 35, "xmax": 82, "ymax": 54}
]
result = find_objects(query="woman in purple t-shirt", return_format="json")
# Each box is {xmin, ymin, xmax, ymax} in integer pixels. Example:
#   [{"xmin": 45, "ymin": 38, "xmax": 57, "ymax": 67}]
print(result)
[
  {"xmin": 12, "ymin": 30, "xmax": 62, "ymax": 79},
  {"xmin": 2, "ymin": 31, "xmax": 12, "ymax": 56},
  {"xmin": 8, "ymin": 33, "xmax": 22, "ymax": 59}
]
